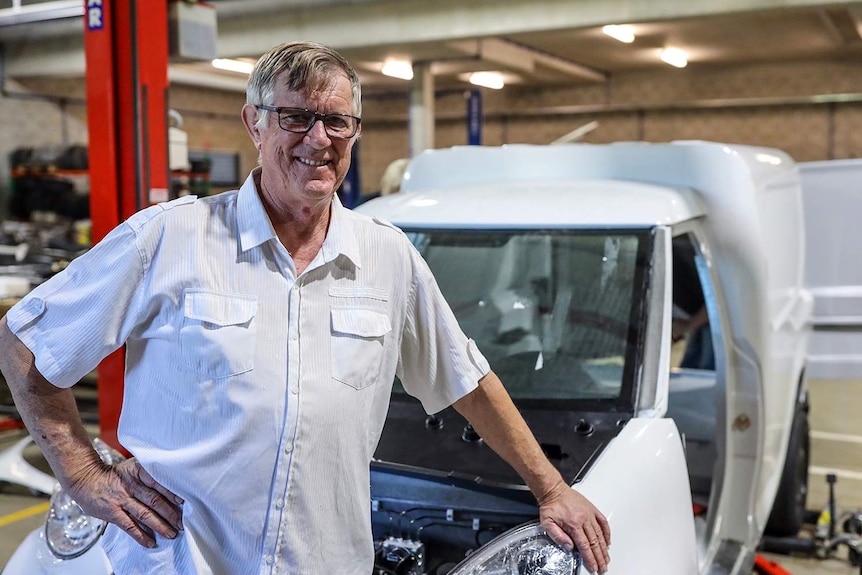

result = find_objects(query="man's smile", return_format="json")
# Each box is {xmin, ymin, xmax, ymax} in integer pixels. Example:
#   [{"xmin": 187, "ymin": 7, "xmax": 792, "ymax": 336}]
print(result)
[{"xmin": 296, "ymin": 157, "xmax": 328, "ymax": 167}]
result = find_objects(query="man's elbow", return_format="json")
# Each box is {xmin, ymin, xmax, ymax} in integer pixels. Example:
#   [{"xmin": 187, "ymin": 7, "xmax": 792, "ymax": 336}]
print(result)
[
  {"xmin": 0, "ymin": 315, "xmax": 37, "ymax": 386},
  {"xmin": 0, "ymin": 316, "xmax": 15, "ymax": 368}
]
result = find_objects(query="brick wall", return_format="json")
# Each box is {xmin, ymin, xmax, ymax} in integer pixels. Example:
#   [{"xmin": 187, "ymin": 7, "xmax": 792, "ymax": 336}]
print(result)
[{"xmin": 4, "ymin": 58, "xmax": 862, "ymax": 211}]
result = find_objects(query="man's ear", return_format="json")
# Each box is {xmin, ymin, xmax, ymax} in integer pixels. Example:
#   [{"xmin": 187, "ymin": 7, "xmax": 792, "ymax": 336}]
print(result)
[{"xmin": 241, "ymin": 104, "xmax": 262, "ymax": 149}]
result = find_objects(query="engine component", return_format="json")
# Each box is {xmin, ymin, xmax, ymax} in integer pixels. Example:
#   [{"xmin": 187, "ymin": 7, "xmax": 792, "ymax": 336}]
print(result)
[{"xmin": 375, "ymin": 536, "xmax": 425, "ymax": 575}]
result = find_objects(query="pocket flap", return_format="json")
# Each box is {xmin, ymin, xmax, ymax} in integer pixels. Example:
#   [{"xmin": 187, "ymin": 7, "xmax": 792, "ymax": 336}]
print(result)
[
  {"xmin": 329, "ymin": 286, "xmax": 389, "ymax": 301},
  {"xmin": 184, "ymin": 291, "xmax": 257, "ymax": 326},
  {"xmin": 331, "ymin": 308, "xmax": 392, "ymax": 338}
]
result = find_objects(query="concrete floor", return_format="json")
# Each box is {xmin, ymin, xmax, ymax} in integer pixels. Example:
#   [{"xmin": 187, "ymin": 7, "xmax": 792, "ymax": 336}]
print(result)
[
  {"xmin": 765, "ymin": 552, "xmax": 860, "ymax": 575},
  {"xmin": 1, "ymin": 380, "xmax": 861, "ymax": 574}
]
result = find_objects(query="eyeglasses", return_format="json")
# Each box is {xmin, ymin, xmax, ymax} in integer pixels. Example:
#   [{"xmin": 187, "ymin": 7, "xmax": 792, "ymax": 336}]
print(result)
[{"xmin": 255, "ymin": 105, "xmax": 361, "ymax": 139}]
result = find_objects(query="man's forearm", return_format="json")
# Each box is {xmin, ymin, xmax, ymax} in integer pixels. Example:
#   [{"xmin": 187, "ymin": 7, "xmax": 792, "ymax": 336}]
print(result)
[
  {"xmin": 452, "ymin": 370, "xmax": 566, "ymax": 501},
  {"xmin": 1, "ymin": 317, "xmax": 184, "ymax": 547},
  {"xmin": 0, "ymin": 317, "xmax": 102, "ymax": 489}
]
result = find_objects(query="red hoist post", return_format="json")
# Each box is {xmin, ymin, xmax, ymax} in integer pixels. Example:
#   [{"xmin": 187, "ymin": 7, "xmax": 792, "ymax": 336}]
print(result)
[{"xmin": 84, "ymin": 0, "xmax": 170, "ymax": 452}]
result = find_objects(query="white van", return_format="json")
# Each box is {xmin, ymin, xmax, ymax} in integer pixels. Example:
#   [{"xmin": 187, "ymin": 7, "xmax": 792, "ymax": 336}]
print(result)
[{"xmin": 358, "ymin": 141, "xmax": 811, "ymax": 575}]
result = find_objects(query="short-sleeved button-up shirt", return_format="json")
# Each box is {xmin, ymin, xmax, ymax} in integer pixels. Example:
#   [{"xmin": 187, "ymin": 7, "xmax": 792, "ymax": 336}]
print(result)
[{"xmin": 7, "ymin": 168, "xmax": 490, "ymax": 574}]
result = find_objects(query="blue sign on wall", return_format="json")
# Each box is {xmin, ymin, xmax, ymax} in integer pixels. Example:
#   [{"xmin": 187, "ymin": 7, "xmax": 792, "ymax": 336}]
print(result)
[
  {"xmin": 87, "ymin": 0, "xmax": 105, "ymax": 31},
  {"xmin": 340, "ymin": 141, "xmax": 361, "ymax": 208},
  {"xmin": 467, "ymin": 89, "xmax": 482, "ymax": 146}
]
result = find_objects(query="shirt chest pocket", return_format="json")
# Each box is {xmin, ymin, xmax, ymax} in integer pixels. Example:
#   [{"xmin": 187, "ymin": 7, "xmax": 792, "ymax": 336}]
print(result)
[
  {"xmin": 330, "ymin": 307, "xmax": 392, "ymax": 390},
  {"xmin": 180, "ymin": 290, "xmax": 257, "ymax": 379}
]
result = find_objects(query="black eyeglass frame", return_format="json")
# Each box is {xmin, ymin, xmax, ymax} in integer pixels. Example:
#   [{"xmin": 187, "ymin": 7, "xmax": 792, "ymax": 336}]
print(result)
[{"xmin": 255, "ymin": 105, "xmax": 361, "ymax": 139}]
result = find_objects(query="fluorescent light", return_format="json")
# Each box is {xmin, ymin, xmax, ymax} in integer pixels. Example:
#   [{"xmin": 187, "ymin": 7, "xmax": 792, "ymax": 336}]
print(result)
[
  {"xmin": 469, "ymin": 71, "xmax": 504, "ymax": 90},
  {"xmin": 602, "ymin": 24, "xmax": 635, "ymax": 43},
  {"xmin": 212, "ymin": 58, "xmax": 255, "ymax": 75},
  {"xmin": 659, "ymin": 47, "xmax": 688, "ymax": 68},
  {"xmin": 381, "ymin": 58, "xmax": 414, "ymax": 80}
]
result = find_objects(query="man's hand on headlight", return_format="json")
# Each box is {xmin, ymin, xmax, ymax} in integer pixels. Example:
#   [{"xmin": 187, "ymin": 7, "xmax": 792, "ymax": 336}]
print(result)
[
  {"xmin": 452, "ymin": 373, "xmax": 612, "ymax": 573},
  {"xmin": 66, "ymin": 457, "xmax": 184, "ymax": 549},
  {"xmin": 538, "ymin": 480, "xmax": 611, "ymax": 574}
]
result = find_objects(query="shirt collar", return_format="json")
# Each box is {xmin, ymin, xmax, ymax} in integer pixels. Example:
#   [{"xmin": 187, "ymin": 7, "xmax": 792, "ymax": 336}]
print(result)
[
  {"xmin": 236, "ymin": 167, "xmax": 362, "ymax": 269},
  {"xmin": 322, "ymin": 194, "xmax": 363, "ymax": 270},
  {"xmin": 237, "ymin": 167, "xmax": 277, "ymax": 253}
]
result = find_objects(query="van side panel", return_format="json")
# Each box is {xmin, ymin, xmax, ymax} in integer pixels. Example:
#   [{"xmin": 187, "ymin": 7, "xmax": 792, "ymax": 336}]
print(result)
[
  {"xmin": 750, "ymin": 162, "xmax": 811, "ymax": 527},
  {"xmin": 800, "ymin": 159, "xmax": 862, "ymax": 379}
]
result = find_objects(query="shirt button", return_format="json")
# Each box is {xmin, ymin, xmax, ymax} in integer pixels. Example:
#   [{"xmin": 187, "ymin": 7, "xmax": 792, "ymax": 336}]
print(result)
[
  {"xmin": 275, "ymin": 499, "xmax": 285, "ymax": 509},
  {"xmin": 284, "ymin": 444, "xmax": 293, "ymax": 454},
  {"xmin": 291, "ymin": 332, "xmax": 298, "ymax": 340},
  {"xmin": 291, "ymin": 387, "xmax": 299, "ymax": 395},
  {"xmin": 264, "ymin": 555, "xmax": 274, "ymax": 565}
]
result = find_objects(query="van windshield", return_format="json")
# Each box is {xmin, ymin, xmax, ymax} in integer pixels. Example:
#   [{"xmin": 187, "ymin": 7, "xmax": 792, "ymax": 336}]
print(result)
[{"xmin": 401, "ymin": 229, "xmax": 653, "ymax": 410}]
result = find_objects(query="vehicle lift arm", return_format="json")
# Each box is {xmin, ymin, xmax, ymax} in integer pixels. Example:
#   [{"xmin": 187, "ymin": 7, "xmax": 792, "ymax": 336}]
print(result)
[{"xmin": 85, "ymin": 0, "xmax": 170, "ymax": 452}]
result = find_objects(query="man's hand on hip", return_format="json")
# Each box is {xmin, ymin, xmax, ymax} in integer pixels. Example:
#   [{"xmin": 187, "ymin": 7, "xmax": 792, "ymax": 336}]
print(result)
[{"xmin": 66, "ymin": 457, "xmax": 184, "ymax": 548}]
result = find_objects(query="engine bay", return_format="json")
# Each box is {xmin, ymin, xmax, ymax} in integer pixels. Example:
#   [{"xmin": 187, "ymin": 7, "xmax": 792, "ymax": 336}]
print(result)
[
  {"xmin": 371, "ymin": 403, "xmax": 625, "ymax": 574},
  {"xmin": 371, "ymin": 463, "xmax": 540, "ymax": 575}
]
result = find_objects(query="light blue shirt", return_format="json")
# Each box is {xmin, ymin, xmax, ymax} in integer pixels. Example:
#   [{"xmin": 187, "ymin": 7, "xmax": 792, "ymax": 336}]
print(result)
[{"xmin": 8, "ymin": 168, "xmax": 490, "ymax": 574}]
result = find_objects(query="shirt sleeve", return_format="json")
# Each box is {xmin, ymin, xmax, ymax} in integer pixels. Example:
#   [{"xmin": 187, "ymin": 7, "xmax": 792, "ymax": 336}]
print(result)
[
  {"xmin": 6, "ymin": 219, "xmax": 150, "ymax": 388},
  {"xmin": 397, "ymin": 240, "xmax": 491, "ymax": 414}
]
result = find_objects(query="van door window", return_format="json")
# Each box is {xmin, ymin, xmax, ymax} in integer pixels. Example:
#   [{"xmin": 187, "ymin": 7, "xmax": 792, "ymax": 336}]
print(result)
[{"xmin": 671, "ymin": 234, "xmax": 715, "ymax": 370}]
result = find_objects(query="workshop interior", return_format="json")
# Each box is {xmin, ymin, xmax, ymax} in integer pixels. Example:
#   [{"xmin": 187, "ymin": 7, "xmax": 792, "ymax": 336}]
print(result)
[{"xmin": 1, "ymin": 1, "xmax": 862, "ymax": 574}]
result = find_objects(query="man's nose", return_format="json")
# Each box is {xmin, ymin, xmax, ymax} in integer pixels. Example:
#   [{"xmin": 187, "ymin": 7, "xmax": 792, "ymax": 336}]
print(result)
[{"xmin": 305, "ymin": 118, "xmax": 331, "ymax": 146}]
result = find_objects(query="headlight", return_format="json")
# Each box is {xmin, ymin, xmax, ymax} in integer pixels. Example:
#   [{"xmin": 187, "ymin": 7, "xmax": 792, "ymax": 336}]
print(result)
[
  {"xmin": 44, "ymin": 438, "xmax": 124, "ymax": 559},
  {"xmin": 447, "ymin": 521, "xmax": 580, "ymax": 575}
]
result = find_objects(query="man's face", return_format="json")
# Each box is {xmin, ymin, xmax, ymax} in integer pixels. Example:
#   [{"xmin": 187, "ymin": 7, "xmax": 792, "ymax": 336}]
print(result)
[{"xmin": 253, "ymin": 72, "xmax": 358, "ymax": 203}]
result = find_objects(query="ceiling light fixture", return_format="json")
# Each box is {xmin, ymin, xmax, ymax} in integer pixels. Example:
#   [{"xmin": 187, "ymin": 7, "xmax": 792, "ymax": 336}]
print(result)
[
  {"xmin": 659, "ymin": 47, "xmax": 688, "ymax": 68},
  {"xmin": 468, "ymin": 71, "xmax": 505, "ymax": 90},
  {"xmin": 602, "ymin": 24, "xmax": 635, "ymax": 43},
  {"xmin": 381, "ymin": 58, "xmax": 414, "ymax": 80},
  {"xmin": 212, "ymin": 58, "xmax": 255, "ymax": 75}
]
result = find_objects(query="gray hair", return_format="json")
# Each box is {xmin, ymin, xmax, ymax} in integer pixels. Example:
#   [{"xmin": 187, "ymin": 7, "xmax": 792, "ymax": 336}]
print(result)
[{"xmin": 247, "ymin": 41, "xmax": 362, "ymax": 131}]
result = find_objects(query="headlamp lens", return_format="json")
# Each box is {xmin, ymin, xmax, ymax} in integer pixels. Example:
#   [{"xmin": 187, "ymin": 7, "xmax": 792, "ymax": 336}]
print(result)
[
  {"xmin": 447, "ymin": 521, "xmax": 579, "ymax": 575},
  {"xmin": 44, "ymin": 486, "xmax": 107, "ymax": 559},
  {"xmin": 44, "ymin": 438, "xmax": 123, "ymax": 559}
]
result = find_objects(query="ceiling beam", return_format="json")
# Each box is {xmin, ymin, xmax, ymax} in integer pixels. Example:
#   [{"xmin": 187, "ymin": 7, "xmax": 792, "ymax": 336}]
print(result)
[
  {"xmin": 214, "ymin": 0, "xmax": 853, "ymax": 57},
  {"xmin": 0, "ymin": 0, "xmax": 81, "ymax": 28},
  {"xmin": 446, "ymin": 38, "xmax": 605, "ymax": 82},
  {"xmin": 847, "ymin": 4, "xmax": 862, "ymax": 41},
  {"xmin": 446, "ymin": 39, "xmax": 535, "ymax": 73},
  {"xmin": 0, "ymin": 0, "xmax": 853, "ymax": 84},
  {"xmin": 169, "ymin": 67, "xmax": 249, "ymax": 92},
  {"xmin": 817, "ymin": 6, "xmax": 862, "ymax": 43},
  {"xmin": 478, "ymin": 39, "xmax": 536, "ymax": 73}
]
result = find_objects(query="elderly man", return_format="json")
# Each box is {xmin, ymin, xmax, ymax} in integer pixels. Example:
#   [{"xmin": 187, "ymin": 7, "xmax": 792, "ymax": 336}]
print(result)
[{"xmin": 0, "ymin": 41, "xmax": 610, "ymax": 574}]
